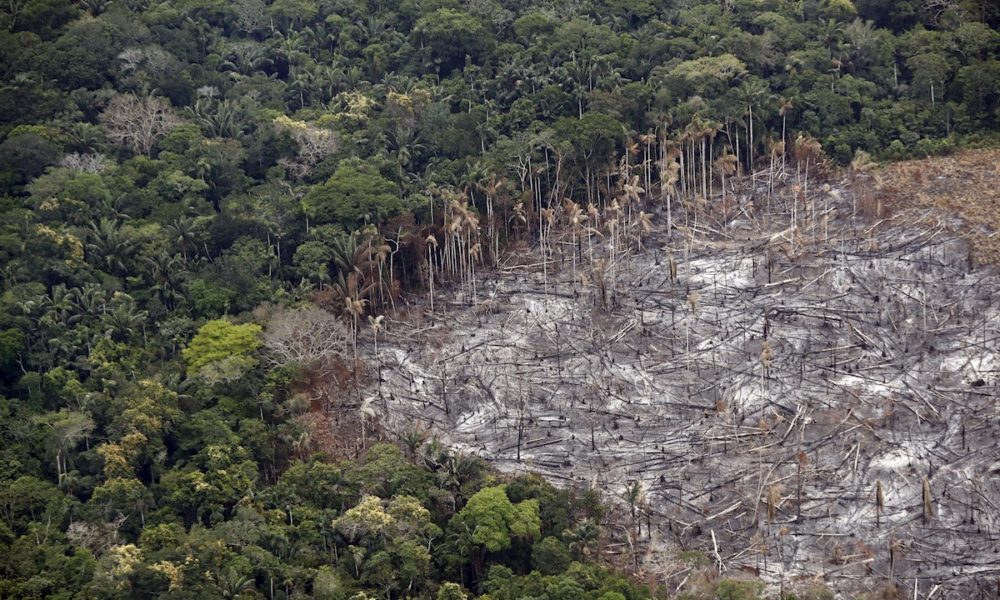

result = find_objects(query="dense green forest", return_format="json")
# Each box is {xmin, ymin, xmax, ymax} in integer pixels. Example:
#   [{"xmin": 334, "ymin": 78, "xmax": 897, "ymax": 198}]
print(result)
[{"xmin": 0, "ymin": 0, "xmax": 998, "ymax": 597}]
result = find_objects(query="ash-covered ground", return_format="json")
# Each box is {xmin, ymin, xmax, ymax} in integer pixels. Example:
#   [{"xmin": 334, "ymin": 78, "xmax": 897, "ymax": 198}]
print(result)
[{"xmin": 364, "ymin": 186, "xmax": 1000, "ymax": 597}]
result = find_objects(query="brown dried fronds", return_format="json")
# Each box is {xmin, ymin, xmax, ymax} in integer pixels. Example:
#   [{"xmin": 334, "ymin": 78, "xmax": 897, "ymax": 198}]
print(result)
[
  {"xmin": 686, "ymin": 290, "xmax": 700, "ymax": 312},
  {"xmin": 766, "ymin": 484, "xmax": 783, "ymax": 523},
  {"xmin": 759, "ymin": 340, "xmax": 774, "ymax": 369}
]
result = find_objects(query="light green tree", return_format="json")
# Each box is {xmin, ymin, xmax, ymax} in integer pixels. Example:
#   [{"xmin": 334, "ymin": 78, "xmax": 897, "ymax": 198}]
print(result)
[
  {"xmin": 302, "ymin": 160, "xmax": 403, "ymax": 229},
  {"xmin": 181, "ymin": 318, "xmax": 262, "ymax": 381},
  {"xmin": 451, "ymin": 485, "xmax": 540, "ymax": 553},
  {"xmin": 437, "ymin": 582, "xmax": 469, "ymax": 600}
]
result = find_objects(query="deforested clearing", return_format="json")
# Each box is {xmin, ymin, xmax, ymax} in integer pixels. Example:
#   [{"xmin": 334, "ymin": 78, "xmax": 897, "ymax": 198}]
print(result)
[{"xmin": 369, "ymin": 151, "xmax": 1000, "ymax": 597}]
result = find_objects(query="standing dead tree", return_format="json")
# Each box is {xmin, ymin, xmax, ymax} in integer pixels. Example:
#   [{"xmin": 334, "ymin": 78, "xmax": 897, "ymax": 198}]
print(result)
[
  {"xmin": 99, "ymin": 94, "xmax": 182, "ymax": 156},
  {"xmin": 368, "ymin": 164, "xmax": 1000, "ymax": 597}
]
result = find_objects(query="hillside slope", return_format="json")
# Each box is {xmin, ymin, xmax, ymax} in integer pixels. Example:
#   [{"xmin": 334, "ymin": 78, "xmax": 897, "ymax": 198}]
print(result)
[{"xmin": 368, "ymin": 156, "xmax": 1000, "ymax": 596}]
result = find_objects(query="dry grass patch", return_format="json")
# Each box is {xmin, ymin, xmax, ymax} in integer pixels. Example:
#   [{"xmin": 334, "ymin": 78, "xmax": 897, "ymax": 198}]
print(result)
[{"xmin": 874, "ymin": 148, "xmax": 1000, "ymax": 264}]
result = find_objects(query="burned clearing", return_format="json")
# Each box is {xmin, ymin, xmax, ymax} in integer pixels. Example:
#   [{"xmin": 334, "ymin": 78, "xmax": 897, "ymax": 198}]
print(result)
[{"xmin": 363, "ymin": 154, "xmax": 1000, "ymax": 597}]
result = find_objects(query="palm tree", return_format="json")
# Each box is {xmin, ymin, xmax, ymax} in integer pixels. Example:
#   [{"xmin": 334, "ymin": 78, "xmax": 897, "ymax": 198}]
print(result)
[
  {"xmin": 778, "ymin": 97, "xmax": 794, "ymax": 174},
  {"xmin": 714, "ymin": 147, "xmax": 738, "ymax": 205},
  {"xmin": 659, "ymin": 137, "xmax": 681, "ymax": 233},
  {"xmin": 737, "ymin": 79, "xmax": 769, "ymax": 181},
  {"xmin": 215, "ymin": 567, "xmax": 255, "ymax": 599},
  {"xmin": 145, "ymin": 252, "xmax": 188, "ymax": 311},
  {"xmin": 442, "ymin": 199, "xmax": 481, "ymax": 304},
  {"xmin": 329, "ymin": 230, "xmax": 396, "ymax": 315},
  {"xmin": 399, "ymin": 426, "xmax": 426, "ymax": 461},
  {"xmin": 371, "ymin": 235, "xmax": 393, "ymax": 312},
  {"xmin": 792, "ymin": 133, "xmax": 823, "ymax": 244},
  {"xmin": 368, "ymin": 314, "xmax": 385, "ymax": 392},
  {"xmin": 849, "ymin": 149, "xmax": 876, "ymax": 217},
  {"xmin": 696, "ymin": 117, "xmax": 718, "ymax": 200},
  {"xmin": 101, "ymin": 294, "xmax": 148, "ymax": 342},
  {"xmin": 70, "ymin": 283, "xmax": 108, "ymax": 318},
  {"xmin": 64, "ymin": 122, "xmax": 107, "ymax": 154},
  {"xmin": 96, "ymin": 194, "xmax": 130, "ymax": 222},
  {"xmin": 818, "ymin": 19, "xmax": 845, "ymax": 60},
  {"xmin": 35, "ymin": 411, "xmax": 94, "ymax": 487},
  {"xmin": 477, "ymin": 174, "xmax": 508, "ymax": 267},
  {"xmin": 186, "ymin": 98, "xmax": 247, "ymax": 138},
  {"xmin": 677, "ymin": 124, "xmax": 692, "ymax": 199},
  {"xmin": 165, "ymin": 218, "xmax": 201, "ymax": 261},
  {"xmin": 86, "ymin": 219, "xmax": 136, "ymax": 276},
  {"xmin": 564, "ymin": 200, "xmax": 586, "ymax": 284},
  {"xmin": 591, "ymin": 258, "xmax": 609, "ymax": 310},
  {"xmin": 540, "ymin": 206, "xmax": 555, "ymax": 300},
  {"xmin": 219, "ymin": 41, "xmax": 272, "ymax": 78},
  {"xmin": 617, "ymin": 157, "xmax": 641, "ymax": 233},
  {"xmin": 623, "ymin": 173, "xmax": 644, "ymax": 206},
  {"xmin": 623, "ymin": 480, "xmax": 645, "ymax": 568},
  {"xmin": 41, "ymin": 284, "xmax": 80, "ymax": 328},
  {"xmin": 564, "ymin": 519, "xmax": 600, "ymax": 559},
  {"xmin": 425, "ymin": 234, "xmax": 438, "ymax": 312},
  {"xmin": 586, "ymin": 203, "xmax": 600, "ymax": 264},
  {"xmin": 843, "ymin": 18, "xmax": 879, "ymax": 72},
  {"xmin": 638, "ymin": 132, "xmax": 657, "ymax": 194},
  {"xmin": 635, "ymin": 211, "xmax": 652, "ymax": 251},
  {"xmin": 766, "ymin": 138, "xmax": 785, "ymax": 202},
  {"xmin": 344, "ymin": 290, "xmax": 367, "ymax": 365}
]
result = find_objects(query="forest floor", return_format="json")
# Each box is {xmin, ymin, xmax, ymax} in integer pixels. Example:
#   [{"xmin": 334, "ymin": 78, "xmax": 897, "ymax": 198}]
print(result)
[{"xmin": 360, "ymin": 150, "xmax": 1000, "ymax": 597}]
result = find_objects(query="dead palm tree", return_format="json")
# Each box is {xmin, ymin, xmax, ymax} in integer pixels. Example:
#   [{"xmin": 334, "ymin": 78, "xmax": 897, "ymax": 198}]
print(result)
[
  {"xmin": 714, "ymin": 147, "xmax": 738, "ymax": 205},
  {"xmin": 639, "ymin": 132, "xmax": 657, "ymax": 194},
  {"xmin": 564, "ymin": 200, "xmax": 587, "ymax": 284},
  {"xmin": 478, "ymin": 175, "xmax": 509, "ymax": 266},
  {"xmin": 425, "ymin": 234, "xmax": 438, "ymax": 312},
  {"xmin": 778, "ymin": 97, "xmax": 794, "ymax": 173},
  {"xmin": 540, "ymin": 206, "xmax": 555, "ymax": 300},
  {"xmin": 345, "ymin": 293, "xmax": 367, "ymax": 365},
  {"xmin": 659, "ymin": 138, "xmax": 681, "ymax": 232},
  {"xmin": 443, "ymin": 199, "xmax": 482, "ymax": 303},
  {"xmin": 767, "ymin": 138, "xmax": 785, "ymax": 203},
  {"xmin": 692, "ymin": 117, "xmax": 716, "ymax": 200},
  {"xmin": 793, "ymin": 133, "xmax": 823, "ymax": 243},
  {"xmin": 622, "ymin": 172, "xmax": 645, "ymax": 231},
  {"xmin": 604, "ymin": 199, "xmax": 624, "ymax": 293},
  {"xmin": 586, "ymin": 203, "xmax": 600, "ymax": 264},
  {"xmin": 635, "ymin": 211, "xmax": 652, "ymax": 251},
  {"xmin": 850, "ymin": 149, "xmax": 876, "ymax": 217},
  {"xmin": 369, "ymin": 314, "xmax": 385, "ymax": 395},
  {"xmin": 369, "ymin": 235, "xmax": 393, "ymax": 311},
  {"xmin": 591, "ymin": 258, "xmax": 609, "ymax": 310}
]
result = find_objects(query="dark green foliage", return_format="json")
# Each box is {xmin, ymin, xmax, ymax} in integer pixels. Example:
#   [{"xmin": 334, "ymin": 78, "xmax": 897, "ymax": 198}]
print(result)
[
  {"xmin": 0, "ymin": 133, "xmax": 59, "ymax": 187},
  {"xmin": 0, "ymin": 329, "xmax": 24, "ymax": 378},
  {"xmin": 716, "ymin": 579, "xmax": 764, "ymax": 600},
  {"xmin": 0, "ymin": 0, "xmax": 996, "ymax": 597},
  {"xmin": 531, "ymin": 536, "xmax": 572, "ymax": 575},
  {"xmin": 303, "ymin": 160, "xmax": 404, "ymax": 229},
  {"xmin": 413, "ymin": 9, "xmax": 493, "ymax": 74}
]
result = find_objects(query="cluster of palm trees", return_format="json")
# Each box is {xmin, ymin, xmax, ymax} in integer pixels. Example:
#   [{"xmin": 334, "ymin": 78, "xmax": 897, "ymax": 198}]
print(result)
[
  {"xmin": 423, "ymin": 197, "xmax": 483, "ymax": 309},
  {"xmin": 322, "ymin": 228, "xmax": 398, "ymax": 361},
  {"xmin": 521, "ymin": 159, "xmax": 654, "ymax": 308},
  {"xmin": 18, "ymin": 283, "xmax": 149, "ymax": 368},
  {"xmin": 320, "ymin": 93, "xmax": 835, "ymax": 324}
]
